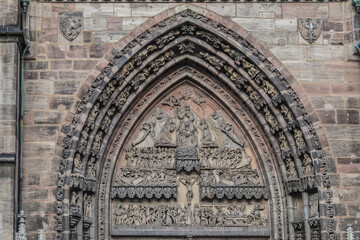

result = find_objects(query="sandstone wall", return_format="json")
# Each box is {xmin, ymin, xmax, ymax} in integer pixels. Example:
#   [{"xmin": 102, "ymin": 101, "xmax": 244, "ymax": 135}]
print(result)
[
  {"xmin": 21, "ymin": 2, "xmax": 360, "ymax": 239},
  {"xmin": 0, "ymin": 0, "xmax": 19, "ymax": 237}
]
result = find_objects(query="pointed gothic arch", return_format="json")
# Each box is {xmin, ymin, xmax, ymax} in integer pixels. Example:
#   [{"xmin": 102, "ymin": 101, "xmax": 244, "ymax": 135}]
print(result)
[{"xmin": 55, "ymin": 5, "xmax": 334, "ymax": 240}]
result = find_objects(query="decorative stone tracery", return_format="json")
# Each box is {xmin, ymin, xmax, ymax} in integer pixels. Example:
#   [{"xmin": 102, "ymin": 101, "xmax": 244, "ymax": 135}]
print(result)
[{"xmin": 55, "ymin": 5, "xmax": 334, "ymax": 240}]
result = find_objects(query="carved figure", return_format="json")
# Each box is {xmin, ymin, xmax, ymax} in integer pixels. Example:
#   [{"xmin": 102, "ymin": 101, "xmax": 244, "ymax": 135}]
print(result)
[
  {"xmin": 78, "ymin": 127, "xmax": 90, "ymax": 154},
  {"xmin": 99, "ymin": 81, "xmax": 116, "ymax": 105},
  {"xmin": 262, "ymin": 80, "xmax": 281, "ymax": 105},
  {"xmin": 198, "ymin": 119, "xmax": 216, "ymax": 147},
  {"xmin": 177, "ymin": 105, "xmax": 197, "ymax": 146},
  {"xmin": 263, "ymin": 106, "xmax": 279, "ymax": 133},
  {"xmin": 280, "ymin": 104, "xmax": 296, "ymax": 129},
  {"xmin": 211, "ymin": 110, "xmax": 244, "ymax": 147},
  {"xmin": 244, "ymin": 84, "xmax": 264, "ymax": 110},
  {"xmin": 178, "ymin": 42, "xmax": 195, "ymax": 53},
  {"xmin": 86, "ymin": 157, "xmax": 96, "ymax": 177},
  {"xmin": 199, "ymin": 52, "xmax": 224, "ymax": 70},
  {"xmin": 101, "ymin": 107, "xmax": 116, "ymax": 132},
  {"xmin": 179, "ymin": 176, "xmax": 198, "ymax": 205},
  {"xmin": 156, "ymin": 117, "xmax": 176, "ymax": 146},
  {"xmin": 132, "ymin": 120, "xmax": 156, "ymax": 147},
  {"xmin": 309, "ymin": 193, "xmax": 319, "ymax": 218},
  {"xmin": 86, "ymin": 102, "xmax": 100, "ymax": 129},
  {"xmin": 92, "ymin": 131, "xmax": 103, "ymax": 157},
  {"xmin": 241, "ymin": 59, "xmax": 259, "ymax": 79},
  {"xmin": 302, "ymin": 154, "xmax": 314, "ymax": 175},
  {"xmin": 279, "ymin": 131, "xmax": 292, "ymax": 159},
  {"xmin": 83, "ymin": 193, "xmax": 92, "ymax": 218},
  {"xmin": 294, "ymin": 129, "xmax": 307, "ymax": 155},
  {"xmin": 285, "ymin": 158, "xmax": 297, "ymax": 178},
  {"xmin": 70, "ymin": 191, "xmax": 78, "ymax": 205},
  {"xmin": 224, "ymin": 65, "xmax": 245, "ymax": 86},
  {"xmin": 73, "ymin": 153, "xmax": 82, "ymax": 174},
  {"xmin": 114, "ymin": 86, "xmax": 131, "ymax": 110}
]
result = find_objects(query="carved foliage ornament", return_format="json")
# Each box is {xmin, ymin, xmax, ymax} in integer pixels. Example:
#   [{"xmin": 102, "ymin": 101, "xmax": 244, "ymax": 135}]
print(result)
[
  {"xmin": 59, "ymin": 12, "xmax": 83, "ymax": 41},
  {"xmin": 298, "ymin": 18, "xmax": 322, "ymax": 44}
]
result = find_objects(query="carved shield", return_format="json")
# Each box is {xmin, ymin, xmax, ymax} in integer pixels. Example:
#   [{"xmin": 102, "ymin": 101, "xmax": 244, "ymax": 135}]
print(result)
[
  {"xmin": 59, "ymin": 12, "xmax": 83, "ymax": 41},
  {"xmin": 298, "ymin": 18, "xmax": 322, "ymax": 44}
]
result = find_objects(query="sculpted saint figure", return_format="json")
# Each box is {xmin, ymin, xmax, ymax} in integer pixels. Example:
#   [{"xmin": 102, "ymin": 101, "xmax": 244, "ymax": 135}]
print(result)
[
  {"xmin": 177, "ymin": 105, "xmax": 197, "ymax": 146},
  {"xmin": 179, "ymin": 176, "xmax": 198, "ymax": 205}
]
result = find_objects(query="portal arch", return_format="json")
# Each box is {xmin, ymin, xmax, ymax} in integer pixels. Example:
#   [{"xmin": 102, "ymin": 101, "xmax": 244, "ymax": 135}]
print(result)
[{"xmin": 55, "ymin": 5, "xmax": 333, "ymax": 240}]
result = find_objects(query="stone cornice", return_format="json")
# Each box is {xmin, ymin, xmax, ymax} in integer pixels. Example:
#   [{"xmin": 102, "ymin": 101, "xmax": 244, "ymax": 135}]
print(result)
[{"xmin": 38, "ymin": 0, "xmax": 347, "ymax": 2}]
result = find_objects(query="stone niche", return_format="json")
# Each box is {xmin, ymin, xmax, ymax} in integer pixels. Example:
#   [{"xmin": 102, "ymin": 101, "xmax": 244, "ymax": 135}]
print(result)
[{"xmin": 110, "ymin": 83, "xmax": 270, "ymax": 239}]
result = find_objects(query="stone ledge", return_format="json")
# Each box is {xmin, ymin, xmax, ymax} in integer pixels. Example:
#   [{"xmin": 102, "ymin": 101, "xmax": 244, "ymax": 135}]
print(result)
[{"xmin": 0, "ymin": 153, "xmax": 15, "ymax": 163}]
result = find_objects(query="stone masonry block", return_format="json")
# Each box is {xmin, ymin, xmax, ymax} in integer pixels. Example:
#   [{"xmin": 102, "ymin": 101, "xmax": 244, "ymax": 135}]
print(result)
[
  {"xmin": 24, "ymin": 96, "xmax": 48, "ymax": 110},
  {"xmin": 317, "ymin": 110, "xmax": 336, "ymax": 124},
  {"xmin": 89, "ymin": 43, "xmax": 113, "ymax": 58},
  {"xmin": 24, "ymin": 81, "xmax": 54, "ymax": 95},
  {"xmin": 251, "ymin": 31, "xmax": 297, "ymax": 45},
  {"xmin": 131, "ymin": 4, "xmax": 170, "ymax": 17},
  {"xmin": 122, "ymin": 17, "xmax": 148, "ymax": 31},
  {"xmin": 73, "ymin": 60, "xmax": 98, "ymax": 70},
  {"xmin": 75, "ymin": 3, "xmax": 114, "ymax": 17},
  {"xmin": 48, "ymin": 96, "xmax": 74, "ymax": 110},
  {"xmin": 330, "ymin": 140, "xmax": 360, "ymax": 157},
  {"xmin": 275, "ymin": 19, "xmax": 297, "ymax": 32},
  {"xmin": 34, "ymin": 111, "xmax": 64, "ymax": 124},
  {"xmin": 93, "ymin": 31, "xmax": 127, "ymax": 43},
  {"xmin": 236, "ymin": 3, "xmax": 281, "ymax": 18},
  {"xmin": 54, "ymin": 81, "xmax": 80, "ymax": 95},
  {"xmin": 336, "ymin": 110, "xmax": 360, "ymax": 124},
  {"xmin": 67, "ymin": 45, "xmax": 87, "ymax": 58},
  {"xmin": 308, "ymin": 46, "xmax": 344, "ymax": 61},
  {"xmin": 0, "ymin": 105, "xmax": 16, "ymax": 121},
  {"xmin": 114, "ymin": 3, "xmax": 132, "ymax": 17},
  {"xmin": 232, "ymin": 18, "xmax": 274, "ymax": 31},
  {"xmin": 270, "ymin": 45, "xmax": 306, "ymax": 61},
  {"xmin": 346, "ymin": 96, "xmax": 360, "ymax": 109},
  {"xmin": 23, "ymin": 142, "xmax": 55, "ymax": 158},
  {"xmin": 108, "ymin": 18, "xmax": 123, "ymax": 31},
  {"xmin": 326, "ymin": 126, "xmax": 360, "ymax": 140},
  {"xmin": 207, "ymin": 3, "xmax": 236, "ymax": 17},
  {"xmin": 84, "ymin": 18, "xmax": 108, "ymax": 31},
  {"xmin": 310, "ymin": 96, "xmax": 344, "ymax": 109},
  {"xmin": 311, "ymin": 70, "xmax": 345, "ymax": 83},
  {"xmin": 24, "ymin": 126, "xmax": 59, "ymax": 142}
]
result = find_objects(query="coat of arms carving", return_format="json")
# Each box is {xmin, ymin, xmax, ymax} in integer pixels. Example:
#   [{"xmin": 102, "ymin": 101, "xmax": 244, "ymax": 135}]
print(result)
[
  {"xmin": 59, "ymin": 12, "xmax": 83, "ymax": 41},
  {"xmin": 298, "ymin": 18, "xmax": 322, "ymax": 44}
]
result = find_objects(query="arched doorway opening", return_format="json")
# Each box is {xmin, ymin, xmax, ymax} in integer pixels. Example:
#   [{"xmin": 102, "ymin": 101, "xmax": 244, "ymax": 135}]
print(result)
[{"xmin": 55, "ymin": 5, "xmax": 333, "ymax": 240}]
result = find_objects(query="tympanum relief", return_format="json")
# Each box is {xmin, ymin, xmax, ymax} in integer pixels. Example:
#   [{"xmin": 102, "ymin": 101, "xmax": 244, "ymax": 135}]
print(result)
[{"xmin": 111, "ymin": 84, "xmax": 269, "ymax": 234}]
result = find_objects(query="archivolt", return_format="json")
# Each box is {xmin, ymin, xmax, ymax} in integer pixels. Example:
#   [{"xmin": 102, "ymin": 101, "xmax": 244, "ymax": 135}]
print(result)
[{"xmin": 56, "ymin": 5, "xmax": 334, "ymax": 240}]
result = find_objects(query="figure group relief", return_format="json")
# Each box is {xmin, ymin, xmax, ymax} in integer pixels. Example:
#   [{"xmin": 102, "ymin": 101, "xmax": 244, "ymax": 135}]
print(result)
[{"xmin": 111, "ymin": 85, "xmax": 269, "ymax": 232}]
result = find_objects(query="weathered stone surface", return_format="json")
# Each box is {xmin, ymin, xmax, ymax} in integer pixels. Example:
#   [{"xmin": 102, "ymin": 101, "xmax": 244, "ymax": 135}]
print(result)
[
  {"xmin": 54, "ymin": 81, "xmax": 80, "ymax": 95},
  {"xmin": 310, "ymin": 96, "xmax": 344, "ymax": 109},
  {"xmin": 317, "ymin": 110, "xmax": 336, "ymax": 124},
  {"xmin": 34, "ymin": 111, "xmax": 64, "ymax": 124},
  {"xmin": 131, "ymin": 4, "xmax": 170, "ymax": 17},
  {"xmin": 236, "ymin": 3, "xmax": 281, "ymax": 18},
  {"xmin": 326, "ymin": 126, "xmax": 360, "ymax": 140},
  {"xmin": 24, "ymin": 81, "xmax": 54, "ymax": 95},
  {"xmin": 232, "ymin": 18, "xmax": 274, "ymax": 31},
  {"xmin": 275, "ymin": 19, "xmax": 297, "ymax": 31},
  {"xmin": 114, "ymin": 3, "xmax": 132, "ymax": 17},
  {"xmin": 308, "ymin": 46, "xmax": 344, "ymax": 61},
  {"xmin": 24, "ymin": 126, "xmax": 59, "ymax": 142},
  {"xmin": 270, "ymin": 45, "xmax": 306, "ymax": 61},
  {"xmin": 207, "ymin": 3, "xmax": 236, "ymax": 17},
  {"xmin": 48, "ymin": 96, "xmax": 74, "ymax": 110},
  {"xmin": 93, "ymin": 31, "xmax": 127, "ymax": 43},
  {"xmin": 330, "ymin": 140, "xmax": 360, "ymax": 157},
  {"xmin": 84, "ymin": 17, "xmax": 108, "ymax": 31},
  {"xmin": 122, "ymin": 17, "xmax": 148, "ymax": 30},
  {"xmin": 337, "ymin": 110, "xmax": 360, "ymax": 124}
]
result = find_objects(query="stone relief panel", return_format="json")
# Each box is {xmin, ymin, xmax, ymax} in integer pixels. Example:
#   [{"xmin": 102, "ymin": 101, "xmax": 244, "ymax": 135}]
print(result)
[{"xmin": 110, "ymin": 84, "xmax": 269, "ymax": 235}]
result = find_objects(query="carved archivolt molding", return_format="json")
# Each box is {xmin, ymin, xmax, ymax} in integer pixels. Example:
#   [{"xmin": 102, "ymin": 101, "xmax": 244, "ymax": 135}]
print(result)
[{"xmin": 56, "ymin": 6, "xmax": 334, "ymax": 240}]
